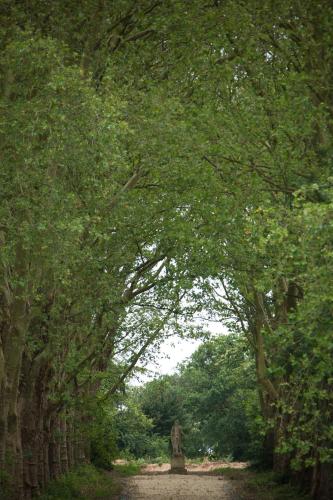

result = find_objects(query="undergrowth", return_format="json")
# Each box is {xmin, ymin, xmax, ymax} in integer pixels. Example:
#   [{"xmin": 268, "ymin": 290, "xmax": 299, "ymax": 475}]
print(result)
[
  {"xmin": 112, "ymin": 461, "xmax": 142, "ymax": 476},
  {"xmin": 39, "ymin": 464, "xmax": 120, "ymax": 499},
  {"xmin": 215, "ymin": 468, "xmax": 311, "ymax": 500}
]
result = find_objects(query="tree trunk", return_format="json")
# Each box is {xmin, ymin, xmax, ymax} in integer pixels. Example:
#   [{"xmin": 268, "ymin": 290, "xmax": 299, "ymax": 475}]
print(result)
[
  {"xmin": 314, "ymin": 463, "xmax": 333, "ymax": 500},
  {"xmin": 66, "ymin": 417, "xmax": 75, "ymax": 469},
  {"xmin": 60, "ymin": 417, "xmax": 69, "ymax": 474},
  {"xmin": 49, "ymin": 416, "xmax": 61, "ymax": 480}
]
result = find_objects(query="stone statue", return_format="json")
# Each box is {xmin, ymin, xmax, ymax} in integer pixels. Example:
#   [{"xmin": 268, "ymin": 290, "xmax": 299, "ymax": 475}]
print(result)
[
  {"xmin": 171, "ymin": 420, "xmax": 182, "ymax": 456},
  {"xmin": 170, "ymin": 420, "xmax": 187, "ymax": 474}
]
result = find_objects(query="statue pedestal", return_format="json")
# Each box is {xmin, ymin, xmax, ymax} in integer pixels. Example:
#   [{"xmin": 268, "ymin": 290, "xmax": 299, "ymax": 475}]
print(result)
[{"xmin": 170, "ymin": 454, "xmax": 187, "ymax": 474}]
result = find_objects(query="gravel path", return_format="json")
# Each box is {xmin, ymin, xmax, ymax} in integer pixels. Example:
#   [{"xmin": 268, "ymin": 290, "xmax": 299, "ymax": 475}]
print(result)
[
  {"xmin": 116, "ymin": 461, "xmax": 248, "ymax": 500},
  {"xmin": 121, "ymin": 473, "xmax": 238, "ymax": 499}
]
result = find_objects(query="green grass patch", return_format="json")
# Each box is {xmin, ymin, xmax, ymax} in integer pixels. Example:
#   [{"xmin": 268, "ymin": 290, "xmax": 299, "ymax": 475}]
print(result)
[
  {"xmin": 213, "ymin": 467, "xmax": 245, "ymax": 480},
  {"xmin": 112, "ymin": 461, "xmax": 142, "ymax": 476},
  {"xmin": 39, "ymin": 464, "xmax": 120, "ymax": 499},
  {"xmin": 214, "ymin": 468, "xmax": 311, "ymax": 499},
  {"xmin": 247, "ymin": 470, "xmax": 311, "ymax": 500}
]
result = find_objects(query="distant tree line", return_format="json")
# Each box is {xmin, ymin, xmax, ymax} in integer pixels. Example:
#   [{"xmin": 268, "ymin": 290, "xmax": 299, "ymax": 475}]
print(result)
[{"xmin": 116, "ymin": 335, "xmax": 262, "ymax": 462}]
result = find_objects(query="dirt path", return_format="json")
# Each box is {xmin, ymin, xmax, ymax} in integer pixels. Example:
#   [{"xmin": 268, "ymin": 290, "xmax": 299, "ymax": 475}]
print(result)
[
  {"xmin": 121, "ymin": 473, "xmax": 237, "ymax": 499},
  {"xmin": 119, "ymin": 462, "xmax": 247, "ymax": 500}
]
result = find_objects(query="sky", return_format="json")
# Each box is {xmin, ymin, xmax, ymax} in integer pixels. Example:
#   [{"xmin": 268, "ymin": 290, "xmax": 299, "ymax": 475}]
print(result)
[
  {"xmin": 131, "ymin": 319, "xmax": 228, "ymax": 384},
  {"xmin": 147, "ymin": 336, "xmax": 202, "ymax": 376}
]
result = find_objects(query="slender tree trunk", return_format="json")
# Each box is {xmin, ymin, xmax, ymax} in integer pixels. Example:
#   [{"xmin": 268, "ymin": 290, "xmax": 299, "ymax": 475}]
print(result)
[
  {"xmin": 315, "ymin": 463, "xmax": 333, "ymax": 500},
  {"xmin": 42, "ymin": 413, "xmax": 51, "ymax": 488},
  {"xmin": 3, "ymin": 320, "xmax": 28, "ymax": 499},
  {"xmin": 49, "ymin": 415, "xmax": 61, "ymax": 480},
  {"xmin": 60, "ymin": 417, "xmax": 69, "ymax": 474},
  {"xmin": 67, "ymin": 417, "xmax": 74, "ymax": 469},
  {"xmin": 21, "ymin": 394, "xmax": 38, "ymax": 499}
]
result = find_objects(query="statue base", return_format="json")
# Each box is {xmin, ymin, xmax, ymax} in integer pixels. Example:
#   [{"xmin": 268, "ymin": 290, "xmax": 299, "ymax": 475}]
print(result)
[{"xmin": 169, "ymin": 454, "xmax": 187, "ymax": 474}]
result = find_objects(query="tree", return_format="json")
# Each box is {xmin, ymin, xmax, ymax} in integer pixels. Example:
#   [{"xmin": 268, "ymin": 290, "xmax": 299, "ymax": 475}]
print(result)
[
  {"xmin": 132, "ymin": 335, "xmax": 261, "ymax": 461},
  {"xmin": 1, "ymin": 1, "xmax": 333, "ymax": 498}
]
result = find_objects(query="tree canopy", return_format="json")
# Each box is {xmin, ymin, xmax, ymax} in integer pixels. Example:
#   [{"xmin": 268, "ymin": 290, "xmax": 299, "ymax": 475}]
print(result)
[{"xmin": 1, "ymin": 1, "xmax": 333, "ymax": 499}]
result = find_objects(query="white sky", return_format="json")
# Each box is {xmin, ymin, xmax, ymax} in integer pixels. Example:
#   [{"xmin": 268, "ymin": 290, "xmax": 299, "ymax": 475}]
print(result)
[
  {"xmin": 148, "ymin": 336, "xmax": 202, "ymax": 376},
  {"xmin": 131, "ymin": 319, "xmax": 228, "ymax": 384}
]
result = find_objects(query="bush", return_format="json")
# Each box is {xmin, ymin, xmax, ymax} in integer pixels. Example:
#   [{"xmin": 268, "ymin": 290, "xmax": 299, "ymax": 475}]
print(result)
[
  {"xmin": 39, "ymin": 464, "xmax": 120, "ymax": 499},
  {"xmin": 91, "ymin": 434, "xmax": 118, "ymax": 470},
  {"xmin": 112, "ymin": 462, "xmax": 142, "ymax": 476},
  {"xmin": 86, "ymin": 403, "xmax": 119, "ymax": 470},
  {"xmin": 144, "ymin": 435, "xmax": 169, "ymax": 461}
]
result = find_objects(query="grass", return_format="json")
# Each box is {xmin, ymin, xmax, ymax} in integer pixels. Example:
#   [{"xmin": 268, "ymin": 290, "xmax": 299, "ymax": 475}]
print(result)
[
  {"xmin": 147, "ymin": 455, "xmax": 169, "ymax": 465},
  {"xmin": 112, "ymin": 461, "xmax": 142, "ymax": 476},
  {"xmin": 214, "ymin": 467, "xmax": 311, "ymax": 500},
  {"xmin": 39, "ymin": 464, "xmax": 121, "ymax": 499},
  {"xmin": 213, "ymin": 467, "xmax": 245, "ymax": 480},
  {"xmin": 246, "ymin": 470, "xmax": 312, "ymax": 500},
  {"xmin": 186, "ymin": 457, "xmax": 208, "ymax": 465}
]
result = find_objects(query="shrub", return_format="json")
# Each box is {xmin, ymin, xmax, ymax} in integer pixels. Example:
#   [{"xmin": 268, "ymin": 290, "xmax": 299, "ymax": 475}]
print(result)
[{"xmin": 39, "ymin": 464, "xmax": 120, "ymax": 499}]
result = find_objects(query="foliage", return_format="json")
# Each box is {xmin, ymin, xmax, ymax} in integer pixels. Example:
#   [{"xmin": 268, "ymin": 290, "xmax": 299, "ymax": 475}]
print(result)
[
  {"xmin": 121, "ymin": 334, "xmax": 262, "ymax": 461},
  {"xmin": 180, "ymin": 335, "xmax": 262, "ymax": 460},
  {"xmin": 1, "ymin": 0, "xmax": 333, "ymax": 498},
  {"xmin": 114, "ymin": 396, "xmax": 155, "ymax": 459},
  {"xmin": 138, "ymin": 375, "xmax": 190, "ymax": 439},
  {"xmin": 112, "ymin": 462, "xmax": 142, "ymax": 476},
  {"xmin": 89, "ymin": 404, "xmax": 119, "ymax": 470},
  {"xmin": 246, "ymin": 471, "xmax": 311, "ymax": 500},
  {"xmin": 39, "ymin": 465, "xmax": 120, "ymax": 500},
  {"xmin": 215, "ymin": 468, "xmax": 311, "ymax": 500}
]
